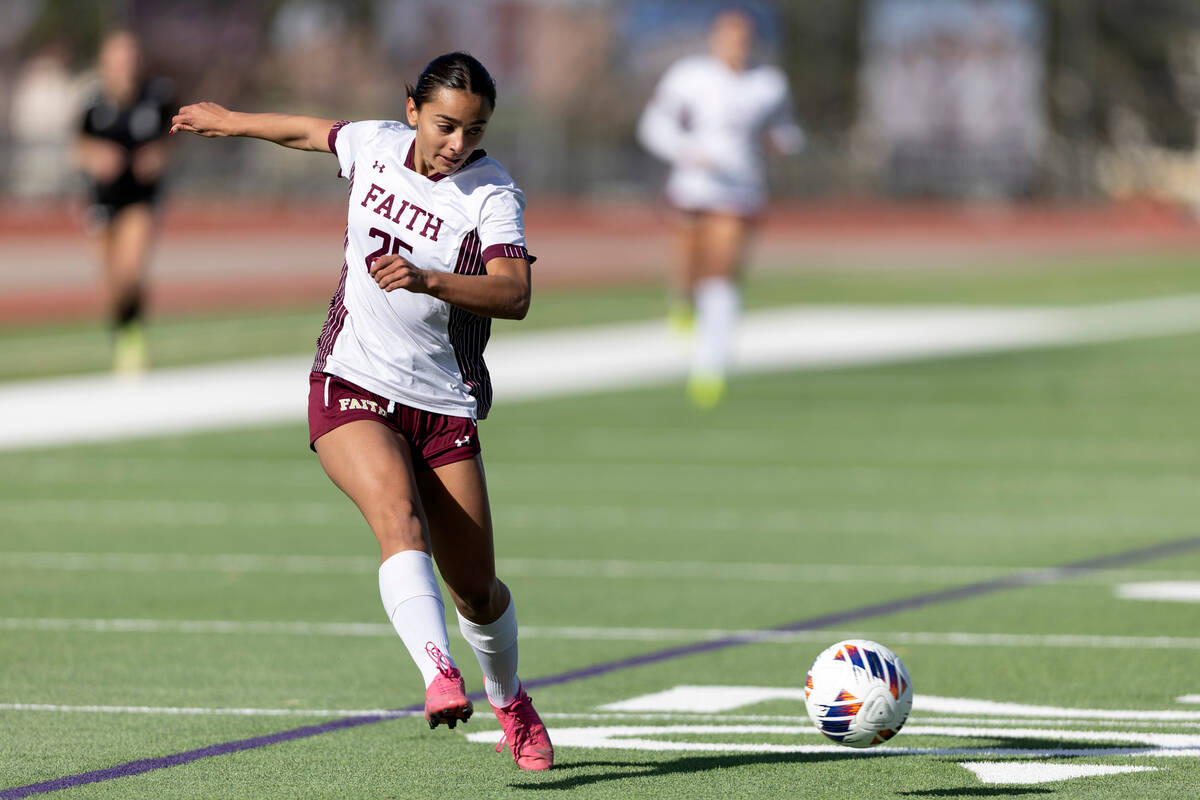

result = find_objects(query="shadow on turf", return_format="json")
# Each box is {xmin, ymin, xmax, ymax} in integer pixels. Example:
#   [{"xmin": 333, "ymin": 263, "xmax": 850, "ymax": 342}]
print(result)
[
  {"xmin": 508, "ymin": 752, "xmax": 846, "ymax": 790},
  {"xmin": 507, "ymin": 751, "xmax": 1040, "ymax": 792},
  {"xmin": 897, "ymin": 791, "xmax": 1051, "ymax": 798},
  {"xmin": 508, "ymin": 751, "xmax": 1070, "ymax": 794}
]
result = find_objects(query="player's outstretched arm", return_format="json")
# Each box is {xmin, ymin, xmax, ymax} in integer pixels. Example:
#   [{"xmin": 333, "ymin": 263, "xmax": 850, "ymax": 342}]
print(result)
[{"xmin": 170, "ymin": 102, "xmax": 337, "ymax": 152}]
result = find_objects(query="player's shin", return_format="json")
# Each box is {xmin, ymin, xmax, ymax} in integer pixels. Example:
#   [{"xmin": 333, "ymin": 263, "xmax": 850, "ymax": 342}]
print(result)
[
  {"xmin": 457, "ymin": 597, "xmax": 520, "ymax": 707},
  {"xmin": 693, "ymin": 276, "xmax": 738, "ymax": 374},
  {"xmin": 689, "ymin": 276, "xmax": 739, "ymax": 405},
  {"xmin": 378, "ymin": 550, "xmax": 456, "ymax": 687}
]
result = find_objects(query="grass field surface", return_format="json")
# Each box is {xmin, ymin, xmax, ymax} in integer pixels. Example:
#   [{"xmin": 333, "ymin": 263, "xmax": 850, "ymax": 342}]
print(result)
[
  {"xmin": 3, "ymin": 259, "xmax": 1200, "ymax": 798},
  {"xmin": 5, "ymin": 249, "xmax": 1200, "ymax": 382}
]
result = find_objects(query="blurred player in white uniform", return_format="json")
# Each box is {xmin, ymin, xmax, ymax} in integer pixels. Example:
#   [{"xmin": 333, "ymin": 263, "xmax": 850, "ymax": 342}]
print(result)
[
  {"xmin": 171, "ymin": 52, "xmax": 553, "ymax": 771},
  {"xmin": 638, "ymin": 8, "xmax": 804, "ymax": 406}
]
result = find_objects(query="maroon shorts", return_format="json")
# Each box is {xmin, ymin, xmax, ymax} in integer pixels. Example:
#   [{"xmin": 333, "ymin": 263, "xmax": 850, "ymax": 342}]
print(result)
[{"xmin": 307, "ymin": 371, "xmax": 481, "ymax": 470}]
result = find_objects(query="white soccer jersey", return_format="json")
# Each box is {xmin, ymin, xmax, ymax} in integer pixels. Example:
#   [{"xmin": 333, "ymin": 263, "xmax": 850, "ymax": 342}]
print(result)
[
  {"xmin": 638, "ymin": 55, "xmax": 803, "ymax": 214},
  {"xmin": 315, "ymin": 120, "xmax": 531, "ymax": 419}
]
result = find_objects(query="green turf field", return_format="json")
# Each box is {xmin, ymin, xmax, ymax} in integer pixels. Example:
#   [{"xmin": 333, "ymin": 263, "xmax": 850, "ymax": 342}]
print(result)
[
  {"xmin": 3, "ymin": 262, "xmax": 1200, "ymax": 798},
  {"xmin": 5, "ymin": 249, "xmax": 1200, "ymax": 382}
]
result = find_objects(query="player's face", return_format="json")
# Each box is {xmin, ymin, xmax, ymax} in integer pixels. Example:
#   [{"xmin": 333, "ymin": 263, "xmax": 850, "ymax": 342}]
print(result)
[
  {"xmin": 99, "ymin": 32, "xmax": 141, "ymax": 98},
  {"xmin": 709, "ymin": 11, "xmax": 754, "ymax": 71},
  {"xmin": 406, "ymin": 88, "xmax": 493, "ymax": 177}
]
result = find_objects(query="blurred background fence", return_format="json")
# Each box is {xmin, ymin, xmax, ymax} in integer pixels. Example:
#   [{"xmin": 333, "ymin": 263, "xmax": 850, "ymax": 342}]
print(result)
[{"xmin": 6, "ymin": 0, "xmax": 1200, "ymax": 208}]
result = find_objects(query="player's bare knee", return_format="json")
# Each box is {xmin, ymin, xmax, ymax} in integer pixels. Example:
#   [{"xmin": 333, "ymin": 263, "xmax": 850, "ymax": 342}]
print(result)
[
  {"xmin": 451, "ymin": 577, "xmax": 505, "ymax": 621},
  {"xmin": 371, "ymin": 498, "xmax": 428, "ymax": 554},
  {"xmin": 451, "ymin": 585, "xmax": 490, "ymax": 619}
]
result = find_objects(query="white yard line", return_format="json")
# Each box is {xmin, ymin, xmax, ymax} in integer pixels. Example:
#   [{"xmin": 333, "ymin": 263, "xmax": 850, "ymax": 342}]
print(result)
[
  {"xmin": 9, "ymin": 693, "xmax": 1200, "ymax": 773},
  {"xmin": 0, "ymin": 617, "xmax": 395, "ymax": 636},
  {"xmin": 464, "ymin": 723, "xmax": 1200, "ymax": 758},
  {"xmin": 1116, "ymin": 581, "xmax": 1200, "ymax": 603},
  {"xmin": 0, "ymin": 551, "xmax": 377, "ymax": 574},
  {"xmin": 0, "ymin": 703, "xmax": 412, "ymax": 718},
  {"xmin": 4, "ymin": 297, "xmax": 1200, "ymax": 450},
  {"xmin": 5, "ymin": 703, "xmax": 1196, "ymax": 761},
  {"xmin": 960, "ymin": 762, "xmax": 1157, "ymax": 786},
  {"xmin": 2, "ymin": 616, "xmax": 1198, "ymax": 651},
  {"xmin": 3, "ymin": 551, "xmax": 1197, "ymax": 587},
  {"xmin": 0, "ymin": 499, "xmax": 1183, "ymax": 535},
  {"xmin": 544, "ymin": 711, "xmax": 1200, "ymax": 729},
  {"xmin": 916, "ymin": 695, "xmax": 1200, "ymax": 722},
  {"xmin": 605, "ymin": 686, "xmax": 1200, "ymax": 722},
  {"xmin": 9, "ymin": 706, "xmax": 1183, "ymax": 731},
  {"xmin": 5, "ymin": 697, "xmax": 1197, "ymax": 725}
]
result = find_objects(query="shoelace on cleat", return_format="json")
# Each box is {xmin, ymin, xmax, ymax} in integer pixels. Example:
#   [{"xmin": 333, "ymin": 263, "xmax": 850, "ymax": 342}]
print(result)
[
  {"xmin": 424, "ymin": 642, "xmax": 470, "ymax": 727},
  {"xmin": 494, "ymin": 694, "xmax": 543, "ymax": 754},
  {"xmin": 425, "ymin": 642, "xmax": 463, "ymax": 684}
]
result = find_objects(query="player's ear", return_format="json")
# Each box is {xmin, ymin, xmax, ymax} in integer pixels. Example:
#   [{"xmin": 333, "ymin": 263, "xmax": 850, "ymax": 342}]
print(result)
[{"xmin": 405, "ymin": 96, "xmax": 419, "ymax": 127}]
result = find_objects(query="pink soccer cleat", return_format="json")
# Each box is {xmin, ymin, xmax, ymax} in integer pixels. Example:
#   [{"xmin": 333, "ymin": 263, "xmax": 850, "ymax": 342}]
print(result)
[
  {"xmin": 423, "ymin": 643, "xmax": 473, "ymax": 730},
  {"xmin": 491, "ymin": 686, "xmax": 554, "ymax": 770}
]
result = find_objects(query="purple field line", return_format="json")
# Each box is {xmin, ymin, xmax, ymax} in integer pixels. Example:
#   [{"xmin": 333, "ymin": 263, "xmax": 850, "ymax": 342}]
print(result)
[
  {"xmin": 5, "ymin": 533, "xmax": 1199, "ymax": 799},
  {"xmin": 0, "ymin": 711, "xmax": 418, "ymax": 800}
]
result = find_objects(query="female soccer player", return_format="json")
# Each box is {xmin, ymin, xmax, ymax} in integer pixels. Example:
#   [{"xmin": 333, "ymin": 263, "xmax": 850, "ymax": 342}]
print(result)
[
  {"xmin": 170, "ymin": 52, "xmax": 553, "ymax": 771},
  {"xmin": 76, "ymin": 29, "xmax": 174, "ymax": 373},
  {"xmin": 638, "ymin": 8, "xmax": 804, "ymax": 407}
]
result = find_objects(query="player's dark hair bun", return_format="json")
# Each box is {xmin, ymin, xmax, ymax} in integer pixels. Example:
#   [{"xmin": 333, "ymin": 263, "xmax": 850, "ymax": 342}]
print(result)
[{"xmin": 406, "ymin": 52, "xmax": 497, "ymax": 110}]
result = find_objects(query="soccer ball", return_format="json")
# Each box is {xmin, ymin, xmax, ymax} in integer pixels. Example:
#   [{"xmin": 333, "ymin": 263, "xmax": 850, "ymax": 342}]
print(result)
[{"xmin": 804, "ymin": 639, "xmax": 913, "ymax": 748}]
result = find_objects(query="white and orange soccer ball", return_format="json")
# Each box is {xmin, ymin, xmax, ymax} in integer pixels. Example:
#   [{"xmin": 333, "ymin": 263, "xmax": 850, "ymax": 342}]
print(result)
[{"xmin": 804, "ymin": 639, "xmax": 913, "ymax": 748}]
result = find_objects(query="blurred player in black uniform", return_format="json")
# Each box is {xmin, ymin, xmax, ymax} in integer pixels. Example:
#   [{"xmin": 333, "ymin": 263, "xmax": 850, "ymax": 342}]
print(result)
[{"xmin": 75, "ymin": 30, "xmax": 174, "ymax": 373}]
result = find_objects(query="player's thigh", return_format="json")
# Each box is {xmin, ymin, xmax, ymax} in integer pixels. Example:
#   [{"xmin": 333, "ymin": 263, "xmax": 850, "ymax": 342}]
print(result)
[
  {"xmin": 416, "ymin": 456, "xmax": 497, "ymax": 600},
  {"xmin": 315, "ymin": 419, "xmax": 430, "ymax": 553},
  {"xmin": 108, "ymin": 203, "xmax": 156, "ymax": 275},
  {"xmin": 672, "ymin": 210, "xmax": 704, "ymax": 283},
  {"xmin": 698, "ymin": 212, "xmax": 753, "ymax": 279}
]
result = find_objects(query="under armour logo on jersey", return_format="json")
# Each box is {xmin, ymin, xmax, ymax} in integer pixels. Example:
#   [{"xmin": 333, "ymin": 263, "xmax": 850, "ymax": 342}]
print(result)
[
  {"xmin": 372, "ymin": 161, "xmax": 385, "ymax": 173},
  {"xmin": 455, "ymin": 435, "xmax": 471, "ymax": 447}
]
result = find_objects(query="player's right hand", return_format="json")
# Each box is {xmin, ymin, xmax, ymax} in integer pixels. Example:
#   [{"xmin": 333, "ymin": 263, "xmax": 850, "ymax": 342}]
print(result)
[
  {"xmin": 170, "ymin": 102, "xmax": 235, "ymax": 137},
  {"xmin": 369, "ymin": 254, "xmax": 429, "ymax": 295}
]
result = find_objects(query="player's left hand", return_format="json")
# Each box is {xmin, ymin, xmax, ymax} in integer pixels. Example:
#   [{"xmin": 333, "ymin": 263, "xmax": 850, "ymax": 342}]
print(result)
[
  {"xmin": 369, "ymin": 254, "xmax": 429, "ymax": 294},
  {"xmin": 170, "ymin": 102, "xmax": 235, "ymax": 137}
]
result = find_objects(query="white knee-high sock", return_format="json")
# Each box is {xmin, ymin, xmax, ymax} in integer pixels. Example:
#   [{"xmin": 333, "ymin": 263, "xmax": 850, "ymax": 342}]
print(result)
[
  {"xmin": 378, "ymin": 551, "xmax": 456, "ymax": 688},
  {"xmin": 692, "ymin": 277, "xmax": 739, "ymax": 376},
  {"xmin": 457, "ymin": 599, "xmax": 520, "ymax": 707}
]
